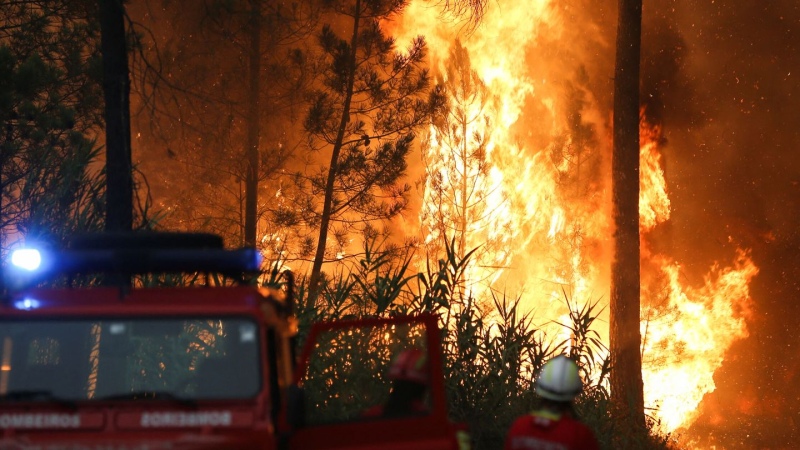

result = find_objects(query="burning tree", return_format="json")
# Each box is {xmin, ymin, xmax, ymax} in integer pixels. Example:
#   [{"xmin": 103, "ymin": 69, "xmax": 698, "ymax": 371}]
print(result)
[
  {"xmin": 420, "ymin": 39, "xmax": 513, "ymax": 299},
  {"xmin": 302, "ymin": 0, "xmax": 444, "ymax": 295}
]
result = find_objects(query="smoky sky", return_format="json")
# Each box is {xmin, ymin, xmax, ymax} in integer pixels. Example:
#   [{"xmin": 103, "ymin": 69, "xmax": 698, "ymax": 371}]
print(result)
[{"xmin": 640, "ymin": 1, "xmax": 800, "ymax": 447}]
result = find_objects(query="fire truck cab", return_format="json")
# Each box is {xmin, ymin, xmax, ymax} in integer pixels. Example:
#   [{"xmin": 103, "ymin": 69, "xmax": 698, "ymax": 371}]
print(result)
[{"xmin": 0, "ymin": 233, "xmax": 468, "ymax": 450}]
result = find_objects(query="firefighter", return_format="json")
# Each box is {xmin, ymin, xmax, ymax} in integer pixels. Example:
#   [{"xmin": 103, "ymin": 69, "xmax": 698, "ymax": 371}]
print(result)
[
  {"xmin": 505, "ymin": 355, "xmax": 600, "ymax": 450},
  {"xmin": 364, "ymin": 348, "xmax": 430, "ymax": 418}
]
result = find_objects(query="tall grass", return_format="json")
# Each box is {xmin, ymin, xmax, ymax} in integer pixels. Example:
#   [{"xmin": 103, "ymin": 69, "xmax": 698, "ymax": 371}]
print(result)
[{"xmin": 288, "ymin": 238, "xmax": 676, "ymax": 449}]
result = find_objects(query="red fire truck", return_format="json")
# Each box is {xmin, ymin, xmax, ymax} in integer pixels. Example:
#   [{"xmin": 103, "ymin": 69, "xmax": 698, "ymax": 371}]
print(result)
[{"xmin": 0, "ymin": 233, "xmax": 469, "ymax": 449}]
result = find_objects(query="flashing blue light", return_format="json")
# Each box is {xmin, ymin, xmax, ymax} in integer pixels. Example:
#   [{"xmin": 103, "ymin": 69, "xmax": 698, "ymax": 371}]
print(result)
[
  {"xmin": 251, "ymin": 249, "xmax": 264, "ymax": 272},
  {"xmin": 13, "ymin": 298, "xmax": 41, "ymax": 310},
  {"xmin": 11, "ymin": 249, "xmax": 42, "ymax": 271}
]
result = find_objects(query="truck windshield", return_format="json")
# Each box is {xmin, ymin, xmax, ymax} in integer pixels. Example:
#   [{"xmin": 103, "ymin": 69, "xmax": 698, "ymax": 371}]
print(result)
[{"xmin": 0, "ymin": 317, "xmax": 261, "ymax": 402}]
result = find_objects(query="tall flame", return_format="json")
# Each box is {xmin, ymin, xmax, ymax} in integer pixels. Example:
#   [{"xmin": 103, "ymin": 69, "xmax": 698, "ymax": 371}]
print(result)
[
  {"xmin": 638, "ymin": 117, "xmax": 759, "ymax": 433},
  {"xmin": 641, "ymin": 251, "xmax": 758, "ymax": 433},
  {"xmin": 393, "ymin": 0, "xmax": 757, "ymax": 437}
]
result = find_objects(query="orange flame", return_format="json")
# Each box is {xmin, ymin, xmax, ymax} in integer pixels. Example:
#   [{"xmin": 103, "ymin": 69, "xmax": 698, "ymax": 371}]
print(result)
[
  {"xmin": 394, "ymin": 0, "xmax": 757, "ymax": 436},
  {"xmin": 639, "ymin": 115, "xmax": 671, "ymax": 231},
  {"xmin": 641, "ymin": 251, "xmax": 758, "ymax": 433}
]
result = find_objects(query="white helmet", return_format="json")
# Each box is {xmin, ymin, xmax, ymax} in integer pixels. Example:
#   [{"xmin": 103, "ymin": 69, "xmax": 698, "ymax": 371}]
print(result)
[{"xmin": 535, "ymin": 355, "xmax": 583, "ymax": 402}]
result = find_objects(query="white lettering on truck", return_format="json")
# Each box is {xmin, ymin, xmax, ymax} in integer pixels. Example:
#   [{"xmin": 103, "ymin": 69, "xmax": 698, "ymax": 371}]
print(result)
[
  {"xmin": 140, "ymin": 411, "xmax": 232, "ymax": 427},
  {"xmin": 0, "ymin": 413, "xmax": 80, "ymax": 428}
]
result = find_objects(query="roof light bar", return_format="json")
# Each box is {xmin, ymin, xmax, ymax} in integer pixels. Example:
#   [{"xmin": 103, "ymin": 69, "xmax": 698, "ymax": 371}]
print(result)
[{"xmin": 4, "ymin": 233, "xmax": 263, "ymax": 290}]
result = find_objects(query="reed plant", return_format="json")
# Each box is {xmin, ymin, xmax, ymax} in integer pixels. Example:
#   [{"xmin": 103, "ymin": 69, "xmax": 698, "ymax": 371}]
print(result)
[{"xmin": 289, "ymin": 237, "xmax": 676, "ymax": 449}]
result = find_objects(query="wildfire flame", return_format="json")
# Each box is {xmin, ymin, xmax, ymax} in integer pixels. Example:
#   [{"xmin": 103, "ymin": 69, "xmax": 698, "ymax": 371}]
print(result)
[
  {"xmin": 394, "ymin": 0, "xmax": 758, "ymax": 437},
  {"xmin": 638, "ymin": 116, "xmax": 759, "ymax": 433},
  {"xmin": 641, "ymin": 251, "xmax": 758, "ymax": 433}
]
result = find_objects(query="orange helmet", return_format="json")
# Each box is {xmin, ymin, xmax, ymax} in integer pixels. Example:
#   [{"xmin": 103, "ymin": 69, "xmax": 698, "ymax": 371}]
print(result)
[{"xmin": 388, "ymin": 349, "xmax": 428, "ymax": 384}]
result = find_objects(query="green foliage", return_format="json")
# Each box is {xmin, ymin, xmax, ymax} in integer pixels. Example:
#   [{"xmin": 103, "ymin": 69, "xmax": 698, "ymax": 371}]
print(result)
[
  {"xmin": 350, "ymin": 238, "xmax": 416, "ymax": 315},
  {"xmin": 299, "ymin": 238, "xmax": 675, "ymax": 449},
  {"xmin": 0, "ymin": 1, "xmax": 106, "ymax": 255},
  {"xmin": 300, "ymin": 320, "xmax": 427, "ymax": 425}
]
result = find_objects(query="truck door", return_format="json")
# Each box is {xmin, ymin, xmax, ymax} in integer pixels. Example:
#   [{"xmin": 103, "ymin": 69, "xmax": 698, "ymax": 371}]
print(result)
[{"xmin": 286, "ymin": 314, "xmax": 465, "ymax": 450}]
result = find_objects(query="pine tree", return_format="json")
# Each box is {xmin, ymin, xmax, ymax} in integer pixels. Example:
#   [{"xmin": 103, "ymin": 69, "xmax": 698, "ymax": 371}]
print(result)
[
  {"xmin": 100, "ymin": 0, "xmax": 132, "ymax": 232},
  {"xmin": 420, "ymin": 39, "xmax": 506, "ymax": 295},
  {"xmin": 0, "ymin": 1, "xmax": 105, "ymax": 258},
  {"xmin": 129, "ymin": 0, "xmax": 317, "ymax": 248},
  {"xmin": 302, "ymin": 0, "xmax": 444, "ymax": 296},
  {"xmin": 610, "ymin": 0, "xmax": 647, "ymax": 444}
]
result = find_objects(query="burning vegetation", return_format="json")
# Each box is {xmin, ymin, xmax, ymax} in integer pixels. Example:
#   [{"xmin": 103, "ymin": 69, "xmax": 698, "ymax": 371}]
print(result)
[
  {"xmin": 3, "ymin": 0, "xmax": 797, "ymax": 448},
  {"xmin": 390, "ymin": 0, "xmax": 762, "ymax": 442}
]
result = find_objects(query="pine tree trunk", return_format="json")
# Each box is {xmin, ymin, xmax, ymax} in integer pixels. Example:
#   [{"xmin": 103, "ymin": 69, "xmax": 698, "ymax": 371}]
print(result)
[
  {"xmin": 610, "ymin": 0, "xmax": 646, "ymax": 444},
  {"xmin": 244, "ymin": 0, "xmax": 262, "ymax": 247},
  {"xmin": 309, "ymin": 0, "xmax": 362, "ymax": 299},
  {"xmin": 100, "ymin": 0, "xmax": 132, "ymax": 232}
]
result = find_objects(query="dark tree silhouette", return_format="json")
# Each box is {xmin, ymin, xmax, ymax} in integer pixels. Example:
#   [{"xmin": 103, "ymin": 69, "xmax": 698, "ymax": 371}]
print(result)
[
  {"xmin": 129, "ymin": 0, "xmax": 317, "ymax": 249},
  {"xmin": 100, "ymin": 0, "xmax": 132, "ymax": 232},
  {"xmin": 610, "ymin": 0, "xmax": 646, "ymax": 443},
  {"xmin": 0, "ymin": 1, "xmax": 105, "ymax": 253},
  {"xmin": 243, "ymin": 0, "xmax": 261, "ymax": 247},
  {"xmin": 303, "ymin": 0, "xmax": 444, "ymax": 297}
]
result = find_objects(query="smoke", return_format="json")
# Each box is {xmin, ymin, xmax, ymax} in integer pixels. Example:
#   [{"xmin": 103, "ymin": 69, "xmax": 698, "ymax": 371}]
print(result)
[{"xmin": 650, "ymin": 1, "xmax": 800, "ymax": 447}]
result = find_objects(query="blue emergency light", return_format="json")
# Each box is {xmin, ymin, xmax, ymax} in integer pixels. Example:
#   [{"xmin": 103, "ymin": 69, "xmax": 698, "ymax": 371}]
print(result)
[
  {"xmin": 13, "ymin": 297, "xmax": 41, "ymax": 310},
  {"xmin": 10, "ymin": 248, "xmax": 42, "ymax": 271},
  {"xmin": 4, "ymin": 232, "xmax": 263, "ymax": 289}
]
